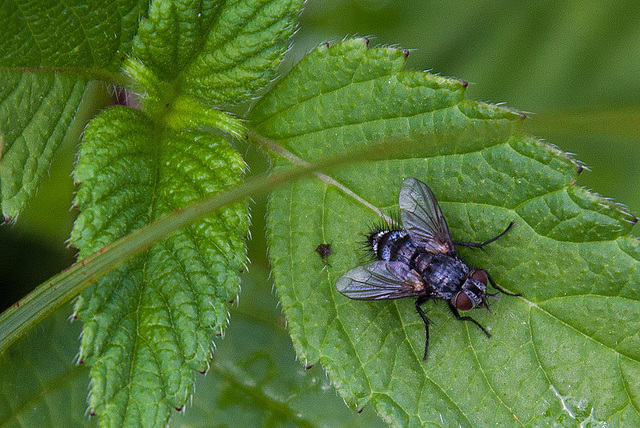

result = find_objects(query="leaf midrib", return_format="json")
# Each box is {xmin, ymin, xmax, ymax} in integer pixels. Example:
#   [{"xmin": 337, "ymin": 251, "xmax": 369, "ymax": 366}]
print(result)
[{"xmin": 119, "ymin": 116, "xmax": 167, "ymax": 421}]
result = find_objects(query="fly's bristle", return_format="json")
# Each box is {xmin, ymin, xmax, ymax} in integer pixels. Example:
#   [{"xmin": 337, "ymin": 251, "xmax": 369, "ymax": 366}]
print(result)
[
  {"xmin": 367, "ymin": 211, "xmax": 402, "ymax": 235},
  {"xmin": 358, "ymin": 237, "xmax": 377, "ymax": 262},
  {"xmin": 389, "ymin": 211, "xmax": 402, "ymax": 230}
]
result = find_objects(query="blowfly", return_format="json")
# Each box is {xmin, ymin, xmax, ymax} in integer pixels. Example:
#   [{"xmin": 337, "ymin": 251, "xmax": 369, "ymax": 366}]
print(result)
[{"xmin": 336, "ymin": 178, "xmax": 520, "ymax": 360}]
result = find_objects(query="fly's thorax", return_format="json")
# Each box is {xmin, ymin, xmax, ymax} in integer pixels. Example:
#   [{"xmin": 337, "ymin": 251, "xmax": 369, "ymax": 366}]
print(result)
[
  {"xmin": 369, "ymin": 229, "xmax": 414, "ymax": 262},
  {"xmin": 419, "ymin": 253, "xmax": 470, "ymax": 298}
]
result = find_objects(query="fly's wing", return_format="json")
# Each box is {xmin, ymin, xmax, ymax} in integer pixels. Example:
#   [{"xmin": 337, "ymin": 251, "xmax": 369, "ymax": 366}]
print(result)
[
  {"xmin": 399, "ymin": 177, "xmax": 455, "ymax": 254},
  {"xmin": 336, "ymin": 261, "xmax": 425, "ymax": 300}
]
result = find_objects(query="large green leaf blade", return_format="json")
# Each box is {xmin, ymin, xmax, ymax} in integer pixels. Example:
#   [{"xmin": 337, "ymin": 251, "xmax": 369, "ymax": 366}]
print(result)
[
  {"xmin": 252, "ymin": 39, "xmax": 640, "ymax": 426},
  {"xmin": 0, "ymin": 0, "xmax": 148, "ymax": 218},
  {"xmin": 71, "ymin": 107, "xmax": 248, "ymax": 427}
]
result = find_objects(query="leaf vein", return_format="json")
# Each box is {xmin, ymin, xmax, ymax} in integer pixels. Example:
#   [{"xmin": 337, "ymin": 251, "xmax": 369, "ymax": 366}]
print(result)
[
  {"xmin": 618, "ymin": 355, "xmax": 640, "ymax": 416},
  {"xmin": 61, "ymin": 0, "xmax": 98, "ymax": 67},
  {"xmin": 467, "ymin": 325, "xmax": 525, "ymax": 426},
  {"xmin": 253, "ymin": 84, "xmax": 456, "ymax": 136},
  {"xmin": 387, "ymin": 301, "xmax": 474, "ymax": 426}
]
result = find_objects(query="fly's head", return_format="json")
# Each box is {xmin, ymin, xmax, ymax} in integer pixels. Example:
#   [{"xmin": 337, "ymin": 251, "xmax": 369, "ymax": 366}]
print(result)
[{"xmin": 453, "ymin": 269, "xmax": 491, "ymax": 312}]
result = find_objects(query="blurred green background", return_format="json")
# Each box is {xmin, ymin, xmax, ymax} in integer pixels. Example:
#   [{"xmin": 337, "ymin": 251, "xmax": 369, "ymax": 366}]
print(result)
[{"xmin": 1, "ymin": 0, "xmax": 638, "ymax": 426}]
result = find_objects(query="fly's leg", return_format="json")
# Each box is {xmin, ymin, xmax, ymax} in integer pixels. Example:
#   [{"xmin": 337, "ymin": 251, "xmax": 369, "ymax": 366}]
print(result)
[
  {"xmin": 487, "ymin": 272, "xmax": 522, "ymax": 297},
  {"xmin": 446, "ymin": 301, "xmax": 491, "ymax": 339},
  {"xmin": 453, "ymin": 221, "xmax": 514, "ymax": 248},
  {"xmin": 415, "ymin": 296, "xmax": 430, "ymax": 361}
]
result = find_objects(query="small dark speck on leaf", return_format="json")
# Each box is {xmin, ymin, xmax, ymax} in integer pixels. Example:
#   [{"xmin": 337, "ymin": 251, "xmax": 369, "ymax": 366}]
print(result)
[
  {"xmin": 199, "ymin": 369, "xmax": 207, "ymax": 374},
  {"xmin": 89, "ymin": 411, "xmax": 96, "ymax": 417},
  {"xmin": 403, "ymin": 49, "xmax": 410, "ymax": 58},
  {"xmin": 363, "ymin": 38, "xmax": 370, "ymax": 46},
  {"xmin": 305, "ymin": 364, "xmax": 313, "ymax": 370},
  {"xmin": 316, "ymin": 244, "xmax": 333, "ymax": 265},
  {"xmin": 357, "ymin": 408, "xmax": 364, "ymax": 414},
  {"xmin": 175, "ymin": 406, "xmax": 183, "ymax": 411}
]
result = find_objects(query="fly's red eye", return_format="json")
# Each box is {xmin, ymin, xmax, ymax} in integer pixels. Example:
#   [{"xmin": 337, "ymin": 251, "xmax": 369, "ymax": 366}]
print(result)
[
  {"xmin": 455, "ymin": 292, "xmax": 473, "ymax": 311},
  {"xmin": 471, "ymin": 270, "xmax": 488, "ymax": 285}
]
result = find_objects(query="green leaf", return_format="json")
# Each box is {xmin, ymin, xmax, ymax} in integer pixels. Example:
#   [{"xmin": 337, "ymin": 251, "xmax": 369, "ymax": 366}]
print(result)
[
  {"xmin": 132, "ymin": 0, "xmax": 222, "ymax": 81},
  {"xmin": 0, "ymin": 0, "xmax": 145, "ymax": 69},
  {"xmin": 0, "ymin": 307, "xmax": 90, "ymax": 427},
  {"xmin": 0, "ymin": 72, "xmax": 86, "ymax": 218},
  {"xmin": 0, "ymin": 0, "xmax": 148, "ymax": 218},
  {"xmin": 251, "ymin": 39, "xmax": 640, "ymax": 426},
  {"xmin": 71, "ymin": 107, "xmax": 248, "ymax": 426},
  {"xmin": 129, "ymin": 0, "xmax": 304, "ymax": 107}
]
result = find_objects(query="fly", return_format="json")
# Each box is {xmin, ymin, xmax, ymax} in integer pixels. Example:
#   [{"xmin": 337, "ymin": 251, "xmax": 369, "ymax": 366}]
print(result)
[{"xmin": 336, "ymin": 178, "xmax": 520, "ymax": 360}]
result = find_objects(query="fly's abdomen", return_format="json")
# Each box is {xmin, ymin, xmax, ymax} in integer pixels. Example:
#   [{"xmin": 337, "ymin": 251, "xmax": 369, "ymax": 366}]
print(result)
[{"xmin": 369, "ymin": 230, "xmax": 416, "ymax": 264}]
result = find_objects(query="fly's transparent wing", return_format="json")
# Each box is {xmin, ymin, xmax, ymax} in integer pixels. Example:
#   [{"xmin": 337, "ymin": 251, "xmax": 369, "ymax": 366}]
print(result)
[
  {"xmin": 399, "ymin": 177, "xmax": 455, "ymax": 254},
  {"xmin": 336, "ymin": 261, "xmax": 425, "ymax": 300}
]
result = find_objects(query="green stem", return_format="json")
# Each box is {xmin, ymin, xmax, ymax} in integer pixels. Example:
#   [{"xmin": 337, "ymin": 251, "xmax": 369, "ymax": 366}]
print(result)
[{"xmin": 0, "ymin": 137, "xmax": 393, "ymax": 354}]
